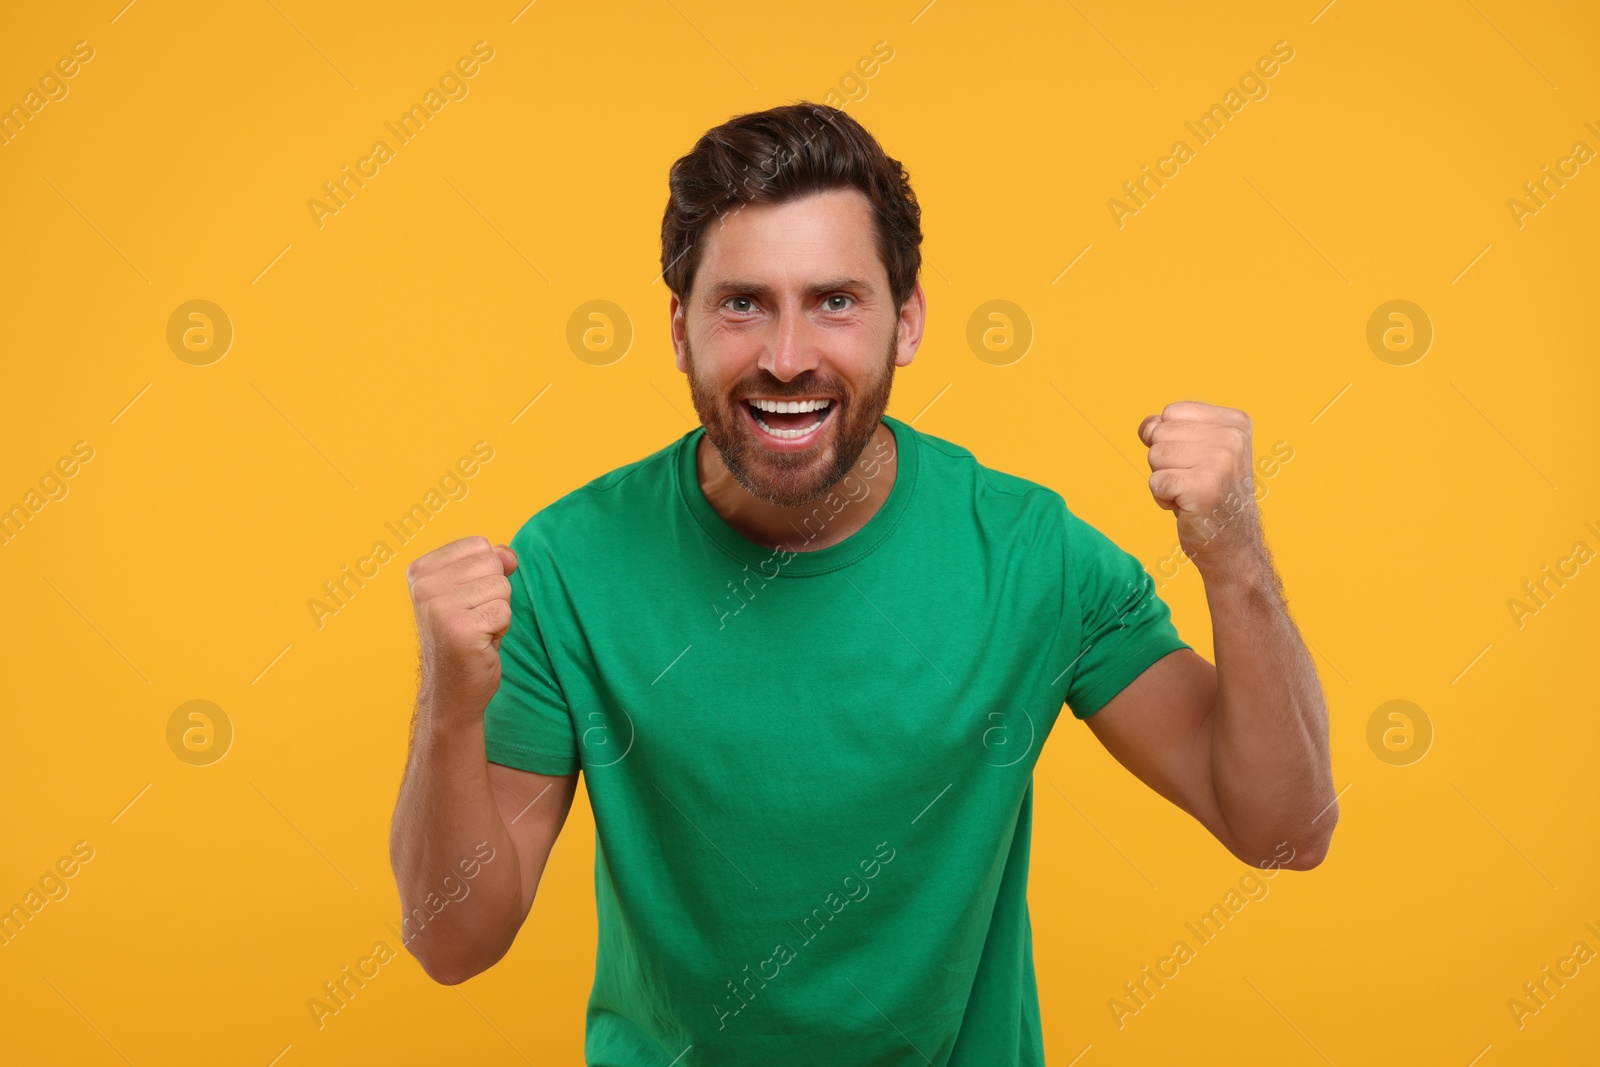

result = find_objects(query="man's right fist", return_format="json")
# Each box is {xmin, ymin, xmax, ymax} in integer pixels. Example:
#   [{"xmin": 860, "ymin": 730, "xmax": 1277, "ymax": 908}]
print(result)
[{"xmin": 406, "ymin": 535, "xmax": 518, "ymax": 716}]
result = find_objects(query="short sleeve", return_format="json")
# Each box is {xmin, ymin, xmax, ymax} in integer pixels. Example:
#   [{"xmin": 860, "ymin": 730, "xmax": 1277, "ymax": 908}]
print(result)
[
  {"xmin": 1057, "ymin": 503, "xmax": 1192, "ymax": 720},
  {"xmin": 482, "ymin": 540, "xmax": 581, "ymax": 775}
]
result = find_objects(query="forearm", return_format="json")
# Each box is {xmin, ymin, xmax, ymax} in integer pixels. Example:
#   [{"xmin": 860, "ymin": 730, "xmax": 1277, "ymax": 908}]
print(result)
[
  {"xmin": 1202, "ymin": 550, "xmax": 1336, "ymax": 868},
  {"xmin": 388, "ymin": 693, "xmax": 525, "ymax": 982}
]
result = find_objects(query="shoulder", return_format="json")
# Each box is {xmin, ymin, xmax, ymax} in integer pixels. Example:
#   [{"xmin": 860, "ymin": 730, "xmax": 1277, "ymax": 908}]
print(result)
[
  {"xmin": 898, "ymin": 421, "xmax": 1155, "ymax": 576},
  {"xmin": 506, "ymin": 432, "xmax": 686, "ymax": 557},
  {"xmin": 902, "ymin": 419, "xmax": 1069, "ymax": 523}
]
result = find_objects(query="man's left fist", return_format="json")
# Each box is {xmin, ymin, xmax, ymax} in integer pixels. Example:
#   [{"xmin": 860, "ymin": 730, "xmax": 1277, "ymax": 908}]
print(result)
[{"xmin": 1137, "ymin": 400, "xmax": 1263, "ymax": 576}]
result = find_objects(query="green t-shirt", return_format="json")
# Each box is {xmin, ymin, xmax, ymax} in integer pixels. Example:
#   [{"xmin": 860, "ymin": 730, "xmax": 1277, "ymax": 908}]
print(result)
[{"xmin": 483, "ymin": 413, "xmax": 1191, "ymax": 1066}]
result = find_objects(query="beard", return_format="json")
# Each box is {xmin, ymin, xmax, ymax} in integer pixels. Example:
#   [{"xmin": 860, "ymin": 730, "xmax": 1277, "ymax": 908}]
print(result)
[{"xmin": 685, "ymin": 331, "xmax": 898, "ymax": 509}]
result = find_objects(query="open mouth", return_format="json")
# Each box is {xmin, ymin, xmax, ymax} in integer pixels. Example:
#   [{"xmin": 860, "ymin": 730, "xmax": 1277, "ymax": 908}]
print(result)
[{"xmin": 741, "ymin": 397, "xmax": 835, "ymax": 443}]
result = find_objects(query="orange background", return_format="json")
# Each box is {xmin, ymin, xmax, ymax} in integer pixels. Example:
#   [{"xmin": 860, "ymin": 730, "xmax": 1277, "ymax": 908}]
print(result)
[{"xmin": 2, "ymin": 1, "xmax": 1597, "ymax": 1064}]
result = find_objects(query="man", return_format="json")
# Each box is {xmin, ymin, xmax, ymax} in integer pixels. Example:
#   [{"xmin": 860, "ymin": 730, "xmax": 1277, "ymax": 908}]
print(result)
[{"xmin": 389, "ymin": 102, "xmax": 1336, "ymax": 1065}]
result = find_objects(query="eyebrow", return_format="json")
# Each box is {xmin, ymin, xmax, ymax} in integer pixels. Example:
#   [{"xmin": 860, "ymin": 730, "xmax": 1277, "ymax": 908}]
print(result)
[{"xmin": 701, "ymin": 277, "xmax": 873, "ymax": 302}]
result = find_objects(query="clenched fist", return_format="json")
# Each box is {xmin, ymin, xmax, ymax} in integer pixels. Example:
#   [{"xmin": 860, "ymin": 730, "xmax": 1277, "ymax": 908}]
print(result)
[
  {"xmin": 406, "ymin": 535, "xmax": 518, "ymax": 716},
  {"xmin": 1138, "ymin": 400, "xmax": 1265, "ymax": 579}
]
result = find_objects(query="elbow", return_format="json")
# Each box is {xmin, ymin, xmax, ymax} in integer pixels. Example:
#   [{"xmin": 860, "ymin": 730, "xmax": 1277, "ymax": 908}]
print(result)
[
  {"xmin": 1228, "ymin": 804, "xmax": 1338, "ymax": 872},
  {"xmin": 403, "ymin": 933, "xmax": 466, "ymax": 985},
  {"xmin": 404, "ymin": 932, "xmax": 506, "ymax": 986},
  {"xmin": 411, "ymin": 945, "xmax": 487, "ymax": 986},
  {"xmin": 423, "ymin": 963, "xmax": 477, "ymax": 987},
  {"xmin": 1277, "ymin": 838, "xmax": 1329, "ymax": 871},
  {"xmin": 420, "ymin": 962, "xmax": 467, "ymax": 986},
  {"xmin": 1273, "ymin": 805, "xmax": 1339, "ymax": 872}
]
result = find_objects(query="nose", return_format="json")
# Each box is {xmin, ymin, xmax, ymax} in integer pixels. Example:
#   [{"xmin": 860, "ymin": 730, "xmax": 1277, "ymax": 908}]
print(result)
[{"xmin": 757, "ymin": 305, "xmax": 821, "ymax": 384}]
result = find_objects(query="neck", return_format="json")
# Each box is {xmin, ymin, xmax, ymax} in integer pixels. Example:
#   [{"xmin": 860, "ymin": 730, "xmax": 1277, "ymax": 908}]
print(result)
[{"xmin": 696, "ymin": 421, "xmax": 898, "ymax": 552}]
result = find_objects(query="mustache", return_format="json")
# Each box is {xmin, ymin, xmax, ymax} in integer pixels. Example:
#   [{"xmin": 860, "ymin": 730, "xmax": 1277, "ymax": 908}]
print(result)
[{"xmin": 730, "ymin": 376, "xmax": 846, "ymax": 400}]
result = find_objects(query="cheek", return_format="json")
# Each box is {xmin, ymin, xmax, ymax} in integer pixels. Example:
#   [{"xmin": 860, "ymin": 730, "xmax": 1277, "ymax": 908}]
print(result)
[
  {"xmin": 700, "ymin": 334, "xmax": 768, "ymax": 382},
  {"xmin": 686, "ymin": 355, "xmax": 745, "ymax": 409}
]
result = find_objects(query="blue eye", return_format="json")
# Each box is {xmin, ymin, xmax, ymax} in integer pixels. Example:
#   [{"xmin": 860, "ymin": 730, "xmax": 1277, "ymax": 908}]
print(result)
[
  {"xmin": 824, "ymin": 294, "xmax": 852, "ymax": 311},
  {"xmin": 725, "ymin": 296, "xmax": 755, "ymax": 313}
]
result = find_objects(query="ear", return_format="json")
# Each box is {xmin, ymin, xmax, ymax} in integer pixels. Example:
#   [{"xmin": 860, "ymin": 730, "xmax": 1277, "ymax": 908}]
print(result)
[
  {"xmin": 894, "ymin": 277, "xmax": 926, "ymax": 368},
  {"xmin": 670, "ymin": 292, "xmax": 688, "ymax": 374}
]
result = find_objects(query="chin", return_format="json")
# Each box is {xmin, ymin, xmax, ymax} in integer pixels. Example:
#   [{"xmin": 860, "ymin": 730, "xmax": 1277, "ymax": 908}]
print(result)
[
  {"xmin": 730, "ymin": 447, "xmax": 840, "ymax": 509},
  {"xmin": 685, "ymin": 340, "xmax": 897, "ymax": 509}
]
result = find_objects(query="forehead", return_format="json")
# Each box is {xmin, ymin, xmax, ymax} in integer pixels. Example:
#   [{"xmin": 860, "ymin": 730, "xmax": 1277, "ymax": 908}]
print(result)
[{"xmin": 693, "ymin": 187, "xmax": 884, "ymax": 293}]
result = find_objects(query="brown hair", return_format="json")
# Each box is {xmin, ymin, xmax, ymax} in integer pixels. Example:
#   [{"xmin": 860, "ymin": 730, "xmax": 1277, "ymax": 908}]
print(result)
[{"xmin": 660, "ymin": 101, "xmax": 922, "ymax": 309}]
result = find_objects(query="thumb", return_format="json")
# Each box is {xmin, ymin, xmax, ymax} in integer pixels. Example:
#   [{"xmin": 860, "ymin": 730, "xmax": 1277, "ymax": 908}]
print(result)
[
  {"xmin": 494, "ymin": 544, "xmax": 518, "ymax": 575},
  {"xmin": 1137, "ymin": 413, "xmax": 1162, "ymax": 448}
]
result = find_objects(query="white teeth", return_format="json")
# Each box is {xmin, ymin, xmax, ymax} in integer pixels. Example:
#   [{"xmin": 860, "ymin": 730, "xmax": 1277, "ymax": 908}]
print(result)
[
  {"xmin": 752, "ymin": 414, "xmax": 824, "ymax": 439},
  {"xmin": 744, "ymin": 396, "xmax": 832, "ymax": 440},
  {"xmin": 749, "ymin": 397, "xmax": 831, "ymax": 413}
]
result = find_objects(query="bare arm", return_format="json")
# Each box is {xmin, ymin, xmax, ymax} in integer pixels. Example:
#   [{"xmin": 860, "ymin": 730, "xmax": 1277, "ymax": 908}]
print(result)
[
  {"xmin": 1083, "ymin": 402, "xmax": 1336, "ymax": 870},
  {"xmin": 388, "ymin": 535, "xmax": 579, "ymax": 984},
  {"xmin": 389, "ymin": 695, "xmax": 577, "ymax": 983},
  {"xmin": 1202, "ymin": 553, "xmax": 1334, "ymax": 865},
  {"xmin": 1086, "ymin": 610, "xmax": 1332, "ymax": 869}
]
